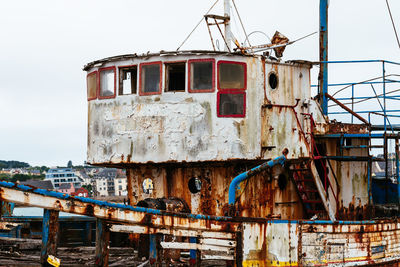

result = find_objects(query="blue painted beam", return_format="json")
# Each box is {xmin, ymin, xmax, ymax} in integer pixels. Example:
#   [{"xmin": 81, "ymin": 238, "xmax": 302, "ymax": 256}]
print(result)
[{"xmin": 0, "ymin": 180, "xmax": 235, "ymax": 222}]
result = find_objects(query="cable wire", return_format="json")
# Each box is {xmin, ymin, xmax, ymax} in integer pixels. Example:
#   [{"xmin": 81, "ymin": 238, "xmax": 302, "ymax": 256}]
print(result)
[
  {"xmin": 231, "ymin": 0, "xmax": 251, "ymax": 48},
  {"xmin": 386, "ymin": 0, "xmax": 400, "ymax": 49},
  {"xmin": 176, "ymin": 0, "xmax": 220, "ymax": 51}
]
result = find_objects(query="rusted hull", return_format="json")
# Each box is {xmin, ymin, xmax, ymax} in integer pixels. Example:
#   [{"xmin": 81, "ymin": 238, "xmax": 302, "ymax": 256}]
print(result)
[
  {"xmin": 243, "ymin": 219, "xmax": 400, "ymax": 266},
  {"xmin": 1, "ymin": 182, "xmax": 400, "ymax": 266}
]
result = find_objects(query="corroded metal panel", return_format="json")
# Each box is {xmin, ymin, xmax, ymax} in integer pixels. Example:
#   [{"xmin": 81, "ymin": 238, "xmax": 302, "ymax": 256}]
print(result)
[
  {"xmin": 300, "ymin": 221, "xmax": 400, "ymax": 266},
  {"xmin": 126, "ymin": 164, "xmax": 305, "ymax": 219},
  {"xmin": 242, "ymin": 221, "xmax": 298, "ymax": 266}
]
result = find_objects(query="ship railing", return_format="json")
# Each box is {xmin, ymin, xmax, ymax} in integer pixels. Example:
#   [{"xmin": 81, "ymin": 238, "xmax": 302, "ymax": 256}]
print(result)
[{"xmin": 312, "ymin": 59, "xmax": 400, "ymax": 206}]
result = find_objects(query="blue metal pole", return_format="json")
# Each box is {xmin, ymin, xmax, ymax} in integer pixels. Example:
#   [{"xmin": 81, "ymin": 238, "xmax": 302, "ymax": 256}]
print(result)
[
  {"xmin": 228, "ymin": 154, "xmax": 287, "ymax": 205},
  {"xmin": 351, "ymin": 84, "xmax": 354, "ymax": 123},
  {"xmin": 396, "ymin": 139, "xmax": 400, "ymax": 204},
  {"xmin": 383, "ymin": 61, "xmax": 387, "ymax": 132},
  {"xmin": 320, "ymin": 0, "xmax": 329, "ymax": 115}
]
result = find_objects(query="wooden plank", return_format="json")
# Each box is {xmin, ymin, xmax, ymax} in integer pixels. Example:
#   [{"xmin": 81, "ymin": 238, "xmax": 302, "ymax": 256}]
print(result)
[
  {"xmin": 160, "ymin": 242, "xmax": 234, "ymax": 253},
  {"xmin": 201, "ymin": 254, "xmax": 235, "ymax": 261},
  {"xmin": 40, "ymin": 209, "xmax": 59, "ymax": 265},
  {"xmin": 200, "ymin": 238, "xmax": 236, "ymax": 247},
  {"xmin": 95, "ymin": 219, "xmax": 109, "ymax": 267},
  {"xmin": 109, "ymin": 224, "xmax": 234, "ymax": 239}
]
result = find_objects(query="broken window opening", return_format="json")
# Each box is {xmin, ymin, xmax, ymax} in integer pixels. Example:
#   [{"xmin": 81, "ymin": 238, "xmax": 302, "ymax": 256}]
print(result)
[
  {"xmin": 218, "ymin": 61, "xmax": 246, "ymax": 90},
  {"xmin": 87, "ymin": 71, "xmax": 97, "ymax": 100},
  {"xmin": 140, "ymin": 62, "xmax": 162, "ymax": 95},
  {"xmin": 99, "ymin": 67, "xmax": 116, "ymax": 98},
  {"xmin": 217, "ymin": 91, "xmax": 246, "ymax": 117},
  {"xmin": 119, "ymin": 66, "xmax": 137, "ymax": 95},
  {"xmin": 189, "ymin": 59, "xmax": 215, "ymax": 92},
  {"xmin": 165, "ymin": 62, "xmax": 186, "ymax": 92}
]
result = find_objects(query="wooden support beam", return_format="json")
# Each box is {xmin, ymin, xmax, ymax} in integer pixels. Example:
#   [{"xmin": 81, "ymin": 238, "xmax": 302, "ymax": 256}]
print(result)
[
  {"xmin": 95, "ymin": 219, "xmax": 109, "ymax": 267},
  {"xmin": 40, "ymin": 209, "xmax": 59, "ymax": 266},
  {"xmin": 149, "ymin": 234, "xmax": 160, "ymax": 266},
  {"xmin": 85, "ymin": 221, "xmax": 93, "ymax": 246},
  {"xmin": 126, "ymin": 169, "xmax": 135, "ymax": 206},
  {"xmin": 189, "ymin": 237, "xmax": 199, "ymax": 267}
]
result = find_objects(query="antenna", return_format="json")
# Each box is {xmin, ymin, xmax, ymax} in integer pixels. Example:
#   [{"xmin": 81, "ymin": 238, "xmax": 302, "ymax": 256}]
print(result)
[{"xmin": 224, "ymin": 0, "xmax": 232, "ymax": 51}]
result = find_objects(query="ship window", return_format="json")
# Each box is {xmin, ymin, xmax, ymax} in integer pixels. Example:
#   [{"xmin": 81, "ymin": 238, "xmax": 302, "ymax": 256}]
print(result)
[
  {"xmin": 188, "ymin": 177, "xmax": 202, "ymax": 194},
  {"xmin": 99, "ymin": 67, "xmax": 116, "ymax": 99},
  {"xmin": 87, "ymin": 71, "xmax": 98, "ymax": 100},
  {"xmin": 268, "ymin": 72, "xmax": 278, "ymax": 89},
  {"xmin": 218, "ymin": 61, "xmax": 246, "ymax": 90},
  {"xmin": 140, "ymin": 62, "xmax": 162, "ymax": 95},
  {"xmin": 217, "ymin": 91, "xmax": 246, "ymax": 117},
  {"xmin": 119, "ymin": 66, "xmax": 137, "ymax": 95},
  {"xmin": 165, "ymin": 62, "xmax": 186, "ymax": 92},
  {"xmin": 188, "ymin": 58, "xmax": 215, "ymax": 93}
]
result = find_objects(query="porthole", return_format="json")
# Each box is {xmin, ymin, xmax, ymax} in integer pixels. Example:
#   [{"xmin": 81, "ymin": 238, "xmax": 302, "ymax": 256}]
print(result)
[
  {"xmin": 188, "ymin": 177, "xmax": 202, "ymax": 194},
  {"xmin": 268, "ymin": 72, "xmax": 278, "ymax": 89},
  {"xmin": 278, "ymin": 173, "xmax": 287, "ymax": 190},
  {"xmin": 142, "ymin": 178, "xmax": 154, "ymax": 194}
]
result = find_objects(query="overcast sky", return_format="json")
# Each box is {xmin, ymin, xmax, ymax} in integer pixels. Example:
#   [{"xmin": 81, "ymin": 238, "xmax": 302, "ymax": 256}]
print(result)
[{"xmin": 0, "ymin": 0, "xmax": 399, "ymax": 167}]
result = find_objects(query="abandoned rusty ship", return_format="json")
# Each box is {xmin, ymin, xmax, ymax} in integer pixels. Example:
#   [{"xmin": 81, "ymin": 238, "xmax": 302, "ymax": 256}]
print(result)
[{"xmin": 2, "ymin": 0, "xmax": 400, "ymax": 266}]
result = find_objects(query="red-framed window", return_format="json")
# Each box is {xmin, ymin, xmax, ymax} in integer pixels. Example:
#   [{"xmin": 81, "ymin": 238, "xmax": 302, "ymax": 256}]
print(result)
[
  {"xmin": 217, "ymin": 90, "xmax": 246, "ymax": 117},
  {"xmin": 139, "ymin": 61, "xmax": 162, "ymax": 96},
  {"xmin": 98, "ymin": 66, "xmax": 116, "ymax": 99},
  {"xmin": 118, "ymin": 65, "xmax": 138, "ymax": 95},
  {"xmin": 188, "ymin": 58, "xmax": 215, "ymax": 93},
  {"xmin": 217, "ymin": 61, "xmax": 247, "ymax": 90},
  {"xmin": 217, "ymin": 61, "xmax": 247, "ymax": 117},
  {"xmin": 87, "ymin": 71, "xmax": 98, "ymax": 101}
]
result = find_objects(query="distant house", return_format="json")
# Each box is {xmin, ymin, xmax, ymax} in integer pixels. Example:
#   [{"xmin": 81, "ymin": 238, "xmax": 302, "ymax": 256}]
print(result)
[
  {"xmin": 94, "ymin": 168, "xmax": 118, "ymax": 196},
  {"xmin": 115, "ymin": 170, "xmax": 128, "ymax": 196},
  {"xmin": 58, "ymin": 183, "xmax": 75, "ymax": 194},
  {"xmin": 44, "ymin": 168, "xmax": 83, "ymax": 190},
  {"xmin": 29, "ymin": 169, "xmax": 41, "ymax": 176},
  {"xmin": 71, "ymin": 187, "xmax": 89, "ymax": 198},
  {"xmin": 22, "ymin": 180, "xmax": 54, "ymax": 190},
  {"xmin": 75, "ymin": 170, "xmax": 91, "ymax": 186}
]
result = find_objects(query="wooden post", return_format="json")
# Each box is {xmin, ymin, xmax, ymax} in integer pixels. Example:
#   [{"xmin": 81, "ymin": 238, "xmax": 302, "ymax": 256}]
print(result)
[
  {"xmin": 149, "ymin": 234, "xmax": 158, "ymax": 265},
  {"xmin": 85, "ymin": 221, "xmax": 93, "ymax": 246},
  {"xmin": 126, "ymin": 168, "xmax": 135, "ymax": 206},
  {"xmin": 40, "ymin": 209, "xmax": 59, "ymax": 266},
  {"xmin": 95, "ymin": 219, "xmax": 110, "ymax": 267},
  {"xmin": 189, "ymin": 237, "xmax": 199, "ymax": 267}
]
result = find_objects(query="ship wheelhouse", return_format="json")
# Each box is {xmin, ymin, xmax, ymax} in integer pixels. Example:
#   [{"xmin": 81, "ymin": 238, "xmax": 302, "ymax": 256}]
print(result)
[{"xmin": 84, "ymin": 51, "xmax": 319, "ymax": 219}]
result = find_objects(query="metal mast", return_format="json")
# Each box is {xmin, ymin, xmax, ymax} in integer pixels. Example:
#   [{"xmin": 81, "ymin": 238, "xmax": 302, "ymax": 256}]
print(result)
[
  {"xmin": 319, "ymin": 0, "xmax": 329, "ymax": 115},
  {"xmin": 224, "ymin": 0, "xmax": 232, "ymax": 51}
]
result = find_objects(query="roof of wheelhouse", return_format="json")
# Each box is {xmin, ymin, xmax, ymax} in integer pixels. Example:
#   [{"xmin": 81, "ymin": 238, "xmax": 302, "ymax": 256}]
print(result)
[{"xmin": 83, "ymin": 50, "xmax": 313, "ymax": 71}]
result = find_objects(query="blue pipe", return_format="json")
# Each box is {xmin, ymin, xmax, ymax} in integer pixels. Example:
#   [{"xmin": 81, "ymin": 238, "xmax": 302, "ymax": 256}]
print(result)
[{"xmin": 228, "ymin": 154, "xmax": 287, "ymax": 205}]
